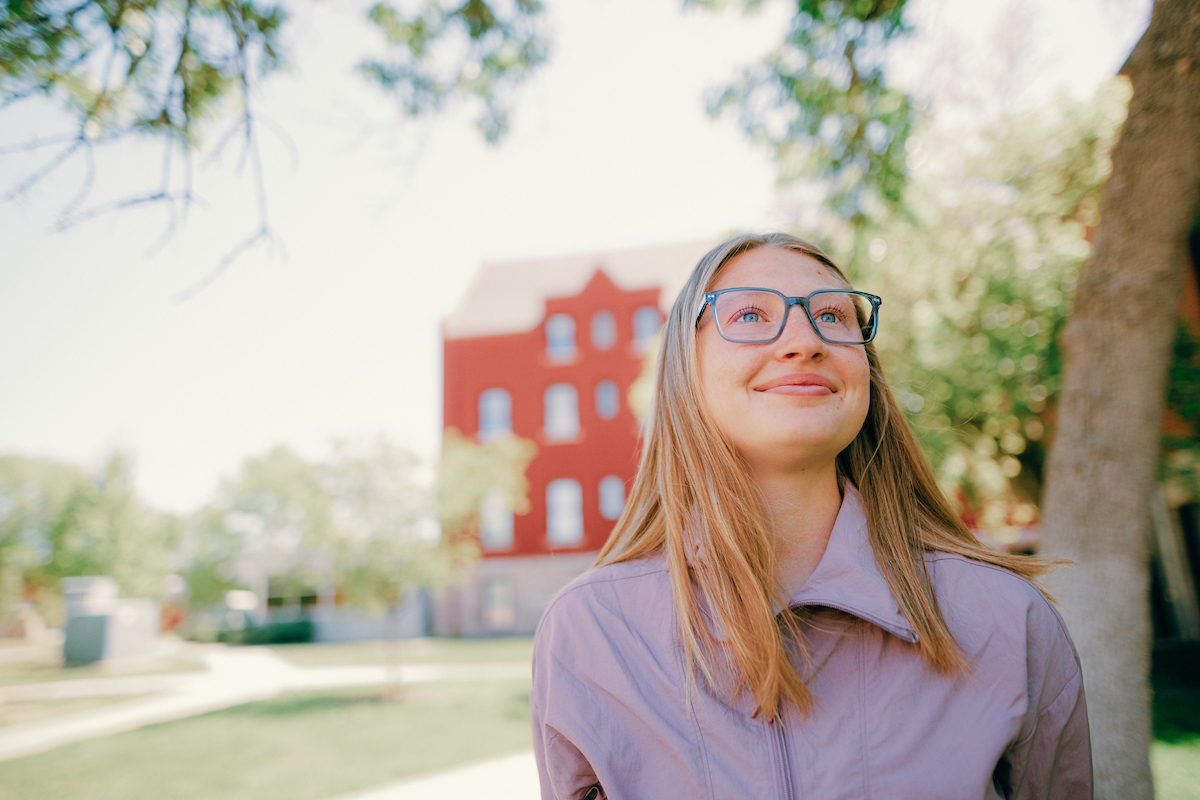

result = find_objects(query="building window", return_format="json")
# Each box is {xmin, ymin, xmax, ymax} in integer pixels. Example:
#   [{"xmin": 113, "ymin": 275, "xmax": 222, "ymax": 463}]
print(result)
[
  {"xmin": 599, "ymin": 475, "xmax": 626, "ymax": 521},
  {"xmin": 478, "ymin": 490, "xmax": 514, "ymax": 551},
  {"xmin": 595, "ymin": 380, "xmax": 620, "ymax": 420},
  {"xmin": 478, "ymin": 388, "xmax": 511, "ymax": 442},
  {"xmin": 591, "ymin": 310, "xmax": 617, "ymax": 351},
  {"xmin": 633, "ymin": 306, "xmax": 662, "ymax": 352},
  {"xmin": 545, "ymin": 313, "xmax": 576, "ymax": 362},
  {"xmin": 546, "ymin": 478, "xmax": 584, "ymax": 545},
  {"xmin": 544, "ymin": 383, "xmax": 580, "ymax": 441},
  {"xmin": 479, "ymin": 575, "xmax": 516, "ymax": 632}
]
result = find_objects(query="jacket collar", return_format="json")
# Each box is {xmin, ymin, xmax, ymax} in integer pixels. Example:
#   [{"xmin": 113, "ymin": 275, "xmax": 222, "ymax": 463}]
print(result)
[
  {"xmin": 784, "ymin": 485, "xmax": 917, "ymax": 643},
  {"xmin": 688, "ymin": 485, "xmax": 918, "ymax": 644}
]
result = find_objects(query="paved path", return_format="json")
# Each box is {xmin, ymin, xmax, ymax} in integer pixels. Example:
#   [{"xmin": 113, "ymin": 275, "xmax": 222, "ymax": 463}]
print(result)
[
  {"xmin": 0, "ymin": 646, "xmax": 530, "ymax": 762},
  {"xmin": 328, "ymin": 751, "xmax": 539, "ymax": 800}
]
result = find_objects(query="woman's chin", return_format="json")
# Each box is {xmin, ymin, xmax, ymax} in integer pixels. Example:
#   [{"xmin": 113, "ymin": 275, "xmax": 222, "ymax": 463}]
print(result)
[{"xmin": 741, "ymin": 436, "xmax": 850, "ymax": 474}]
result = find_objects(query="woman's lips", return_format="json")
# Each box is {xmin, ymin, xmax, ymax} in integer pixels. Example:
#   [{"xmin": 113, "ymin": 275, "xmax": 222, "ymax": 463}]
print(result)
[
  {"xmin": 762, "ymin": 384, "xmax": 832, "ymax": 396},
  {"xmin": 756, "ymin": 374, "xmax": 835, "ymax": 395}
]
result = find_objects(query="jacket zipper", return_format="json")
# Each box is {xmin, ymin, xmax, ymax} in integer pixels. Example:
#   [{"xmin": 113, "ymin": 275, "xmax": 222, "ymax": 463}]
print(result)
[{"xmin": 772, "ymin": 718, "xmax": 796, "ymax": 800}]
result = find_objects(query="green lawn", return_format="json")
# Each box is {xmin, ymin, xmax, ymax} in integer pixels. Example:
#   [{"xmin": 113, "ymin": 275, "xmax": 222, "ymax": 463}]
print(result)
[
  {"xmin": 1153, "ymin": 678, "xmax": 1200, "ymax": 800},
  {"xmin": 0, "ymin": 643, "xmax": 205, "ymax": 687},
  {"xmin": 0, "ymin": 693, "xmax": 155, "ymax": 729},
  {"xmin": 0, "ymin": 680, "xmax": 533, "ymax": 800},
  {"xmin": 268, "ymin": 636, "xmax": 535, "ymax": 667}
]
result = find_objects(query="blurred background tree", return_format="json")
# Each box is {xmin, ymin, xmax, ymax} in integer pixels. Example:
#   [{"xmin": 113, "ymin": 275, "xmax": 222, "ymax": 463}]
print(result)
[
  {"xmin": 175, "ymin": 504, "xmax": 242, "ymax": 609},
  {"xmin": 211, "ymin": 443, "xmax": 334, "ymax": 612},
  {"xmin": 0, "ymin": 0, "xmax": 550, "ymax": 272},
  {"xmin": 697, "ymin": 0, "xmax": 917, "ymax": 222},
  {"xmin": 0, "ymin": 431, "xmax": 538, "ymax": 636},
  {"xmin": 0, "ymin": 452, "xmax": 178, "ymax": 626},
  {"xmin": 319, "ymin": 437, "xmax": 449, "ymax": 621},
  {"xmin": 844, "ymin": 82, "xmax": 1129, "ymax": 538},
  {"xmin": 437, "ymin": 427, "xmax": 537, "ymax": 547}
]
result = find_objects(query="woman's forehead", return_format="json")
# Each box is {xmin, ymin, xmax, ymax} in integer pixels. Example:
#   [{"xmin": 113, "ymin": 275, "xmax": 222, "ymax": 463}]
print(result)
[{"xmin": 709, "ymin": 247, "xmax": 850, "ymax": 294}]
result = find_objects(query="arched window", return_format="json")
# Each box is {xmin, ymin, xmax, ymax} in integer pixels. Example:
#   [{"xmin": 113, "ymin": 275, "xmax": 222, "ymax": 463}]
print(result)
[
  {"xmin": 477, "ymin": 388, "xmax": 511, "ymax": 442},
  {"xmin": 633, "ymin": 306, "xmax": 662, "ymax": 353},
  {"xmin": 595, "ymin": 380, "xmax": 619, "ymax": 420},
  {"xmin": 545, "ymin": 313, "xmax": 576, "ymax": 362},
  {"xmin": 544, "ymin": 383, "xmax": 579, "ymax": 441},
  {"xmin": 478, "ymin": 490, "xmax": 514, "ymax": 551},
  {"xmin": 546, "ymin": 478, "xmax": 584, "ymax": 545},
  {"xmin": 598, "ymin": 475, "xmax": 626, "ymax": 521},
  {"xmin": 591, "ymin": 310, "xmax": 617, "ymax": 350}
]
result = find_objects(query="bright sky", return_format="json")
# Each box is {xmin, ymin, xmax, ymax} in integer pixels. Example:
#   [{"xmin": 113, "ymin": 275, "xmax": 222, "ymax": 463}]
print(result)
[{"xmin": 0, "ymin": 0, "xmax": 1150, "ymax": 513}]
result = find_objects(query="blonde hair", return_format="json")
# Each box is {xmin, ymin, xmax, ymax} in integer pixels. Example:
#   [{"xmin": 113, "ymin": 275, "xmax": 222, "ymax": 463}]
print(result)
[{"xmin": 596, "ymin": 232, "xmax": 1055, "ymax": 717}]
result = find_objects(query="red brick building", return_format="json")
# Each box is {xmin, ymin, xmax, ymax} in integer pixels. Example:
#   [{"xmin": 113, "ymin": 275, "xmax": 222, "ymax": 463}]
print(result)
[{"xmin": 434, "ymin": 241, "xmax": 713, "ymax": 635}]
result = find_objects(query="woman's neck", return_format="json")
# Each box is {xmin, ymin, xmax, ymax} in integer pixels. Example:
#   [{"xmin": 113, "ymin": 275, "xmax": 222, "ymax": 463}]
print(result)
[{"xmin": 752, "ymin": 464, "xmax": 844, "ymax": 598}]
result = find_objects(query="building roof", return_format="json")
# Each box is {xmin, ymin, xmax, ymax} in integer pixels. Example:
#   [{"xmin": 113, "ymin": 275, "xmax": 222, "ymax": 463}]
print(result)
[{"xmin": 443, "ymin": 240, "xmax": 717, "ymax": 340}]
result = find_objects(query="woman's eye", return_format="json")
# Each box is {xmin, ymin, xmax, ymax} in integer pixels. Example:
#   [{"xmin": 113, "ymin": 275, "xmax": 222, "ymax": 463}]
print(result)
[
  {"xmin": 816, "ymin": 310, "xmax": 840, "ymax": 323},
  {"xmin": 729, "ymin": 306, "xmax": 769, "ymax": 325},
  {"xmin": 722, "ymin": 303, "xmax": 772, "ymax": 327}
]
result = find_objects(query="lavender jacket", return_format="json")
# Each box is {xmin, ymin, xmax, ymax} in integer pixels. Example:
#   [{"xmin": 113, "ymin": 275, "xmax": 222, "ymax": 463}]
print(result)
[{"xmin": 531, "ymin": 488, "xmax": 1092, "ymax": 799}]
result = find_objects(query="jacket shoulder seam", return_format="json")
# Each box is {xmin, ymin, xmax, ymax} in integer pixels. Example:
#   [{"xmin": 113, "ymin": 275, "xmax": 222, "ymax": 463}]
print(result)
[
  {"xmin": 925, "ymin": 552, "xmax": 1078, "ymax": 660},
  {"xmin": 538, "ymin": 561, "xmax": 668, "ymax": 627}
]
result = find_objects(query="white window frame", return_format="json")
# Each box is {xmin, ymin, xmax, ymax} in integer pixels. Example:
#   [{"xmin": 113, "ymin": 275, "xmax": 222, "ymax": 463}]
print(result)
[
  {"xmin": 477, "ymin": 388, "xmax": 512, "ymax": 442},
  {"xmin": 544, "ymin": 383, "xmax": 580, "ymax": 442},
  {"xmin": 595, "ymin": 380, "xmax": 620, "ymax": 420},
  {"xmin": 546, "ymin": 478, "xmax": 584, "ymax": 545},
  {"xmin": 591, "ymin": 310, "xmax": 617, "ymax": 351},
  {"xmin": 633, "ymin": 305, "xmax": 662, "ymax": 353},
  {"xmin": 545, "ymin": 313, "xmax": 577, "ymax": 363},
  {"xmin": 478, "ymin": 489, "xmax": 514, "ymax": 551},
  {"xmin": 598, "ymin": 475, "xmax": 626, "ymax": 521}
]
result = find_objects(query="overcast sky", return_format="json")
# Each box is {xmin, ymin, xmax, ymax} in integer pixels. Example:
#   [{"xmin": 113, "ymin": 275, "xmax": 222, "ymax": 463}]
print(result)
[{"xmin": 0, "ymin": 0, "xmax": 1150, "ymax": 513}]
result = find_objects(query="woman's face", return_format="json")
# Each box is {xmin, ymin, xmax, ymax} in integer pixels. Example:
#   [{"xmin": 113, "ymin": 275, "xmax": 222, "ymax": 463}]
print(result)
[{"xmin": 696, "ymin": 246, "xmax": 871, "ymax": 474}]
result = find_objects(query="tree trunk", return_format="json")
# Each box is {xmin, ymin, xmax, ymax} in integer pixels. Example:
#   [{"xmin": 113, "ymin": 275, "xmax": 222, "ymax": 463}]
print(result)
[{"xmin": 1038, "ymin": 2, "xmax": 1200, "ymax": 798}]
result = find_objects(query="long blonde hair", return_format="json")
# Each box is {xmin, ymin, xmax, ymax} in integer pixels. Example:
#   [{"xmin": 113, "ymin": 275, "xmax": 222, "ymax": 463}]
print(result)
[{"xmin": 596, "ymin": 232, "xmax": 1055, "ymax": 717}]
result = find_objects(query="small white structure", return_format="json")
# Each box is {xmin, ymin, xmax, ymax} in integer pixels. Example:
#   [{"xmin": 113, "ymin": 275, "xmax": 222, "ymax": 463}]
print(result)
[{"xmin": 61, "ymin": 577, "xmax": 158, "ymax": 665}]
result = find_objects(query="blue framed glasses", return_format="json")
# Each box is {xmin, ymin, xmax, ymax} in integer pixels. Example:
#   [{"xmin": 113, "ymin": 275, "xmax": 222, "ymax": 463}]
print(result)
[{"xmin": 695, "ymin": 287, "xmax": 882, "ymax": 345}]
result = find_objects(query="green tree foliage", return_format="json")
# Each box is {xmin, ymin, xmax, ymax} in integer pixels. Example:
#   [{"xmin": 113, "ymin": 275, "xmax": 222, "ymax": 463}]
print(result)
[
  {"xmin": 361, "ymin": 0, "xmax": 549, "ymax": 142},
  {"xmin": 203, "ymin": 434, "xmax": 535, "ymax": 618},
  {"xmin": 698, "ymin": 0, "xmax": 918, "ymax": 220},
  {"xmin": 437, "ymin": 427, "xmax": 537, "ymax": 544},
  {"xmin": 319, "ymin": 437, "xmax": 452, "ymax": 614},
  {"xmin": 1159, "ymin": 322, "xmax": 1200, "ymax": 507},
  {"xmin": 0, "ymin": 454, "xmax": 84, "ymax": 618},
  {"xmin": 0, "ymin": 452, "xmax": 178, "ymax": 621},
  {"xmin": 0, "ymin": 0, "xmax": 548, "ymax": 262},
  {"xmin": 833, "ymin": 82, "xmax": 1128, "ymax": 537},
  {"xmin": 1, "ymin": 0, "xmax": 287, "ymax": 145},
  {"xmin": 1, "ymin": 0, "xmax": 290, "ymax": 237},
  {"xmin": 0, "ymin": 434, "xmax": 540, "ymax": 626},
  {"xmin": 0, "ymin": 0, "xmax": 547, "ymax": 145},
  {"xmin": 174, "ymin": 504, "xmax": 244, "ymax": 607},
  {"xmin": 213, "ymin": 443, "xmax": 335, "ymax": 589}
]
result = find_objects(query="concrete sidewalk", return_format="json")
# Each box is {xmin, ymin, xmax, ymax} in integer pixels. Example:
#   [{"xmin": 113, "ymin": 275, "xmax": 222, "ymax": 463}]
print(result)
[
  {"xmin": 329, "ymin": 751, "xmax": 540, "ymax": 800},
  {"xmin": 0, "ymin": 645, "xmax": 530, "ymax": 762}
]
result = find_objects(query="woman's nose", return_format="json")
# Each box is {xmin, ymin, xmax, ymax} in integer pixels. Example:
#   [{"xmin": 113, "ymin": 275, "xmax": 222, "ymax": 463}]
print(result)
[{"xmin": 773, "ymin": 306, "xmax": 827, "ymax": 358}]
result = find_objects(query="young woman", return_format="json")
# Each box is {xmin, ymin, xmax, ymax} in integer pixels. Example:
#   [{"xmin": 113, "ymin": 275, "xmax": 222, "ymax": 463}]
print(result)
[{"xmin": 531, "ymin": 233, "xmax": 1091, "ymax": 800}]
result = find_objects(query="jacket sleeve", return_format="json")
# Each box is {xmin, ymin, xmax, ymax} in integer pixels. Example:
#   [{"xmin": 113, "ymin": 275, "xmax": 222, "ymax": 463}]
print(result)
[
  {"xmin": 531, "ymin": 594, "xmax": 607, "ymax": 800},
  {"xmin": 1003, "ymin": 601, "xmax": 1093, "ymax": 799},
  {"xmin": 532, "ymin": 696, "xmax": 606, "ymax": 800}
]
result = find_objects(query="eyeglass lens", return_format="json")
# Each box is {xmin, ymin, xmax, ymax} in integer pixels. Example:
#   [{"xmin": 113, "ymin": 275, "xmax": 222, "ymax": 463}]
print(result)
[{"xmin": 712, "ymin": 290, "xmax": 874, "ymax": 344}]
